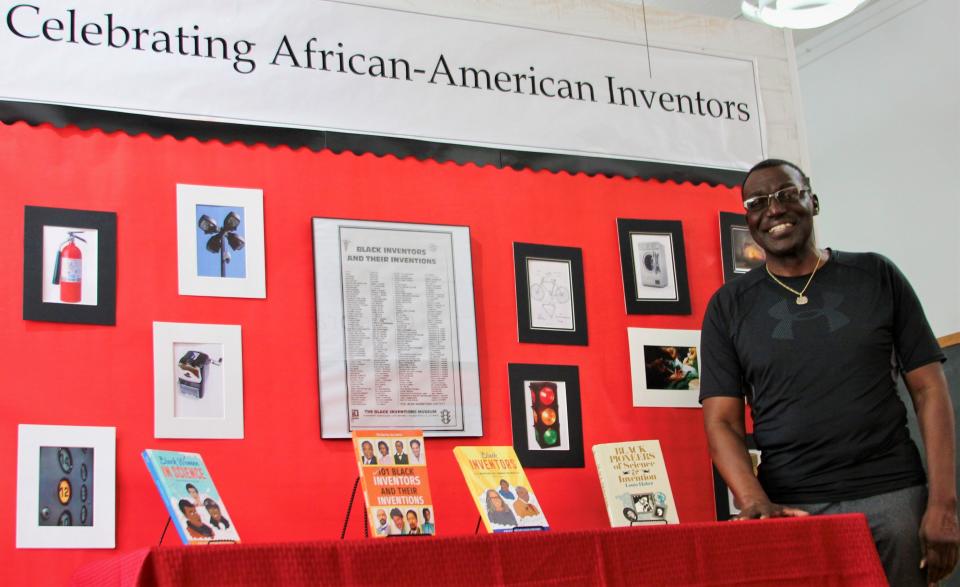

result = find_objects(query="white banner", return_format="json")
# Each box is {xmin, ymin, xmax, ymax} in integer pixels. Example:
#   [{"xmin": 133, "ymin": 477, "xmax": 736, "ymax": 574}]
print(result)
[{"xmin": 0, "ymin": 1, "xmax": 766, "ymax": 170}]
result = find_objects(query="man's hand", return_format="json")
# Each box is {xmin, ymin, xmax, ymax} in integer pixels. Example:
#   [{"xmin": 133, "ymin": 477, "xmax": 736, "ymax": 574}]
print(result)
[
  {"xmin": 733, "ymin": 498, "xmax": 810, "ymax": 521},
  {"xmin": 903, "ymin": 362, "xmax": 959, "ymax": 585},
  {"xmin": 919, "ymin": 501, "xmax": 960, "ymax": 585}
]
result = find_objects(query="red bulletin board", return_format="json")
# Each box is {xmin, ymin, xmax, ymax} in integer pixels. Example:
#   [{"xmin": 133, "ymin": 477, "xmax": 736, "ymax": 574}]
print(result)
[{"xmin": 0, "ymin": 121, "xmax": 745, "ymax": 583}]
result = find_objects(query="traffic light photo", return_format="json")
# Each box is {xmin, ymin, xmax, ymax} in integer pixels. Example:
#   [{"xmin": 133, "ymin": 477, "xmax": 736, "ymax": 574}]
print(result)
[
  {"xmin": 528, "ymin": 381, "xmax": 563, "ymax": 450},
  {"xmin": 508, "ymin": 364, "xmax": 584, "ymax": 468}
]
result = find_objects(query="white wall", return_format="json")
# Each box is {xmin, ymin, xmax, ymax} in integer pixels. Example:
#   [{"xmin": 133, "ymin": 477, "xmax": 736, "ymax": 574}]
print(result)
[
  {"xmin": 358, "ymin": 0, "xmax": 807, "ymax": 167},
  {"xmin": 798, "ymin": 0, "xmax": 960, "ymax": 336}
]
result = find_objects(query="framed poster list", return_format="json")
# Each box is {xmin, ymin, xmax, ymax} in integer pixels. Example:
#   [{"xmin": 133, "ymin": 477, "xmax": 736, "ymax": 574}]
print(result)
[{"xmin": 313, "ymin": 218, "xmax": 482, "ymax": 438}]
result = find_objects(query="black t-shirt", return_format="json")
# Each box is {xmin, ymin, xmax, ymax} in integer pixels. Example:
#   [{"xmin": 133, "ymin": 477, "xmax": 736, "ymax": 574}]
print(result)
[{"xmin": 699, "ymin": 251, "xmax": 943, "ymax": 503}]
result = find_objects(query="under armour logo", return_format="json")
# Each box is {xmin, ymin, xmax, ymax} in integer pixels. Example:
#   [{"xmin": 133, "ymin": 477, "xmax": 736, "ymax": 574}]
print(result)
[{"xmin": 769, "ymin": 292, "xmax": 850, "ymax": 340}]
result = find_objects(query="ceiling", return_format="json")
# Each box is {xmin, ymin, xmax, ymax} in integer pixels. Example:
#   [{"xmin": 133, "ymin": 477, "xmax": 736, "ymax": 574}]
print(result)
[
  {"xmin": 629, "ymin": 0, "xmax": 878, "ymax": 44},
  {"xmin": 639, "ymin": 0, "xmax": 744, "ymax": 20}
]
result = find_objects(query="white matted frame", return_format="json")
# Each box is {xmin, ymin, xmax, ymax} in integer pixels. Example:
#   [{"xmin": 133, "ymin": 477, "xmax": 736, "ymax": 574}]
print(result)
[
  {"xmin": 153, "ymin": 322, "xmax": 244, "ymax": 439},
  {"xmin": 176, "ymin": 184, "xmax": 265, "ymax": 298},
  {"xmin": 628, "ymin": 328, "xmax": 703, "ymax": 408},
  {"xmin": 16, "ymin": 424, "xmax": 116, "ymax": 549},
  {"xmin": 313, "ymin": 217, "xmax": 482, "ymax": 438}
]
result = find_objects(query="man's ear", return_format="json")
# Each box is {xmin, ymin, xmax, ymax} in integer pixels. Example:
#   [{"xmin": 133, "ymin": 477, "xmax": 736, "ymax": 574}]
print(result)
[{"xmin": 812, "ymin": 194, "xmax": 820, "ymax": 216}]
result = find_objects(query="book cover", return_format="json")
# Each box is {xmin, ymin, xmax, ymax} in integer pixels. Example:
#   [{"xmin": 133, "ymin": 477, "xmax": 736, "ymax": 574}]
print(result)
[
  {"xmin": 353, "ymin": 430, "xmax": 435, "ymax": 537},
  {"xmin": 593, "ymin": 440, "xmax": 679, "ymax": 527},
  {"xmin": 142, "ymin": 449, "xmax": 239, "ymax": 544},
  {"xmin": 453, "ymin": 446, "xmax": 549, "ymax": 533}
]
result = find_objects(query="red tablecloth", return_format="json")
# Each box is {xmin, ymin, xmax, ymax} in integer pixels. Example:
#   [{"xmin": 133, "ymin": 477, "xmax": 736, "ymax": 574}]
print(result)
[{"xmin": 71, "ymin": 514, "xmax": 886, "ymax": 586}]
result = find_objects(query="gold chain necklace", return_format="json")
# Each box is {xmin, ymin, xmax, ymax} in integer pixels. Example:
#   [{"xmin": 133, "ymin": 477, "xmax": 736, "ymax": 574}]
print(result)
[{"xmin": 765, "ymin": 252, "xmax": 823, "ymax": 305}]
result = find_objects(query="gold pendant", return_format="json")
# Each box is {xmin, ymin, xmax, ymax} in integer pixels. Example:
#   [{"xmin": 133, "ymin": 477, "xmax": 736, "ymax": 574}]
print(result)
[{"xmin": 796, "ymin": 296, "xmax": 808, "ymax": 305}]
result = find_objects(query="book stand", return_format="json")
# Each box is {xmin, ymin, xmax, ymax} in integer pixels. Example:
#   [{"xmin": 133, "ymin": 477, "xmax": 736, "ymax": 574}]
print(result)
[
  {"xmin": 158, "ymin": 517, "xmax": 172, "ymax": 545},
  {"xmin": 341, "ymin": 475, "xmax": 430, "ymax": 539},
  {"xmin": 157, "ymin": 516, "xmax": 238, "ymax": 545},
  {"xmin": 340, "ymin": 476, "xmax": 369, "ymax": 539}
]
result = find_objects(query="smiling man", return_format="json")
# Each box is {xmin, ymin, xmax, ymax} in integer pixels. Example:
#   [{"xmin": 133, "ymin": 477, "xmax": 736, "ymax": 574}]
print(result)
[{"xmin": 700, "ymin": 158, "xmax": 958, "ymax": 586}]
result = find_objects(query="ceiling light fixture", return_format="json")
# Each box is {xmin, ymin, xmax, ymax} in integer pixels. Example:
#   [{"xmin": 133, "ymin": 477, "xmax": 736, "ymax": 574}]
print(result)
[{"xmin": 740, "ymin": 0, "xmax": 871, "ymax": 29}]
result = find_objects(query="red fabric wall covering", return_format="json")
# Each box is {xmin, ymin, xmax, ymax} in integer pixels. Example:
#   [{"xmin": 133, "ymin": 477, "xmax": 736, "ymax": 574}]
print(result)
[{"xmin": 0, "ymin": 122, "xmax": 744, "ymax": 584}]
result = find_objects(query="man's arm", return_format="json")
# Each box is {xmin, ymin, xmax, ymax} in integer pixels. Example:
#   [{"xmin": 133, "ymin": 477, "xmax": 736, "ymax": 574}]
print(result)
[
  {"xmin": 903, "ymin": 362, "xmax": 959, "ymax": 584},
  {"xmin": 703, "ymin": 396, "xmax": 808, "ymax": 519}
]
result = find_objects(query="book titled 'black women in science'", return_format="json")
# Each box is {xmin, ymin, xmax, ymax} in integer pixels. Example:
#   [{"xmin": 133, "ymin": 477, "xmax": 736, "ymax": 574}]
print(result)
[{"xmin": 142, "ymin": 449, "xmax": 240, "ymax": 545}]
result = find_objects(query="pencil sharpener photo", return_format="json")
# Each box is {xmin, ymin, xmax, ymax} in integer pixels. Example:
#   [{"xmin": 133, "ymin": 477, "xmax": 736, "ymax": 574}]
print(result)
[{"xmin": 177, "ymin": 350, "xmax": 211, "ymax": 399}]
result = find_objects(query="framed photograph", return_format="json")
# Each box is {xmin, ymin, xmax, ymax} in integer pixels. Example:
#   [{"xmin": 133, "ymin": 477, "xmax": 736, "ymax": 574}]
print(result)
[
  {"xmin": 713, "ymin": 434, "xmax": 760, "ymax": 520},
  {"xmin": 508, "ymin": 364, "xmax": 584, "ymax": 468},
  {"xmin": 16, "ymin": 424, "xmax": 116, "ymax": 548},
  {"xmin": 617, "ymin": 219, "xmax": 690, "ymax": 315},
  {"xmin": 153, "ymin": 322, "xmax": 244, "ymax": 439},
  {"xmin": 22, "ymin": 206, "xmax": 117, "ymax": 325},
  {"xmin": 513, "ymin": 243, "xmax": 587, "ymax": 346},
  {"xmin": 628, "ymin": 328, "xmax": 702, "ymax": 408},
  {"xmin": 313, "ymin": 218, "xmax": 482, "ymax": 438},
  {"xmin": 176, "ymin": 184, "xmax": 265, "ymax": 298},
  {"xmin": 719, "ymin": 212, "xmax": 765, "ymax": 282}
]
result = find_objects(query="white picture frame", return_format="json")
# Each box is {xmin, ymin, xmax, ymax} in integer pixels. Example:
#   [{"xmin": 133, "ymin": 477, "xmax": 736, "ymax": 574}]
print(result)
[
  {"xmin": 176, "ymin": 184, "xmax": 265, "ymax": 298},
  {"xmin": 153, "ymin": 322, "xmax": 244, "ymax": 439},
  {"xmin": 16, "ymin": 424, "xmax": 116, "ymax": 549},
  {"xmin": 628, "ymin": 328, "xmax": 703, "ymax": 408},
  {"xmin": 313, "ymin": 217, "xmax": 482, "ymax": 438}
]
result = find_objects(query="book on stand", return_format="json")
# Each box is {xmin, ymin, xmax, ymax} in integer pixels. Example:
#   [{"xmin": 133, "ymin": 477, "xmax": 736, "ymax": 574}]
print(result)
[
  {"xmin": 353, "ymin": 430, "xmax": 435, "ymax": 537},
  {"xmin": 593, "ymin": 440, "xmax": 679, "ymax": 526},
  {"xmin": 453, "ymin": 446, "xmax": 549, "ymax": 533},
  {"xmin": 142, "ymin": 449, "xmax": 239, "ymax": 544}
]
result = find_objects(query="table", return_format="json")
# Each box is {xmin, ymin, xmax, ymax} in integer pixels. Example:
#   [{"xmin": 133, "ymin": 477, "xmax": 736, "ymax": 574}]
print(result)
[{"xmin": 70, "ymin": 514, "xmax": 886, "ymax": 586}]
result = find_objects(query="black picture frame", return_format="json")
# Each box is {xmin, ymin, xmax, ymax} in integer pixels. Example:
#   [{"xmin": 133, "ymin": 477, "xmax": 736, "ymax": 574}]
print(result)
[
  {"xmin": 508, "ymin": 363, "xmax": 584, "ymax": 468},
  {"xmin": 719, "ymin": 212, "xmax": 765, "ymax": 282},
  {"xmin": 513, "ymin": 243, "xmax": 588, "ymax": 346},
  {"xmin": 712, "ymin": 434, "xmax": 759, "ymax": 521},
  {"xmin": 617, "ymin": 219, "xmax": 690, "ymax": 315},
  {"xmin": 23, "ymin": 206, "xmax": 117, "ymax": 325}
]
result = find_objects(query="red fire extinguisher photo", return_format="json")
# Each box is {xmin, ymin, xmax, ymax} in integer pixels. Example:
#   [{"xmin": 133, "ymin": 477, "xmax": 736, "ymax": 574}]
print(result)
[{"xmin": 52, "ymin": 231, "xmax": 86, "ymax": 303}]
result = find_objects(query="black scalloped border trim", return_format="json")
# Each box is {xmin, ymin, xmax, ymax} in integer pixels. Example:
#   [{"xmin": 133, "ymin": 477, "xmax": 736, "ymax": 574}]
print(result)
[{"xmin": 0, "ymin": 100, "xmax": 745, "ymax": 188}]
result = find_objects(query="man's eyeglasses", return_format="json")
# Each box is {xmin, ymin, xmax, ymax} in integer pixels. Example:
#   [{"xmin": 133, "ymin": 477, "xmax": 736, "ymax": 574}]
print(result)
[{"xmin": 742, "ymin": 186, "xmax": 811, "ymax": 213}]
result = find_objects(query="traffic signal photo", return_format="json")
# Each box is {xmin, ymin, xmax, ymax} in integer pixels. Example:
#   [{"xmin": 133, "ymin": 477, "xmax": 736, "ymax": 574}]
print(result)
[
  {"xmin": 509, "ymin": 364, "xmax": 584, "ymax": 468},
  {"xmin": 529, "ymin": 381, "xmax": 561, "ymax": 449}
]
